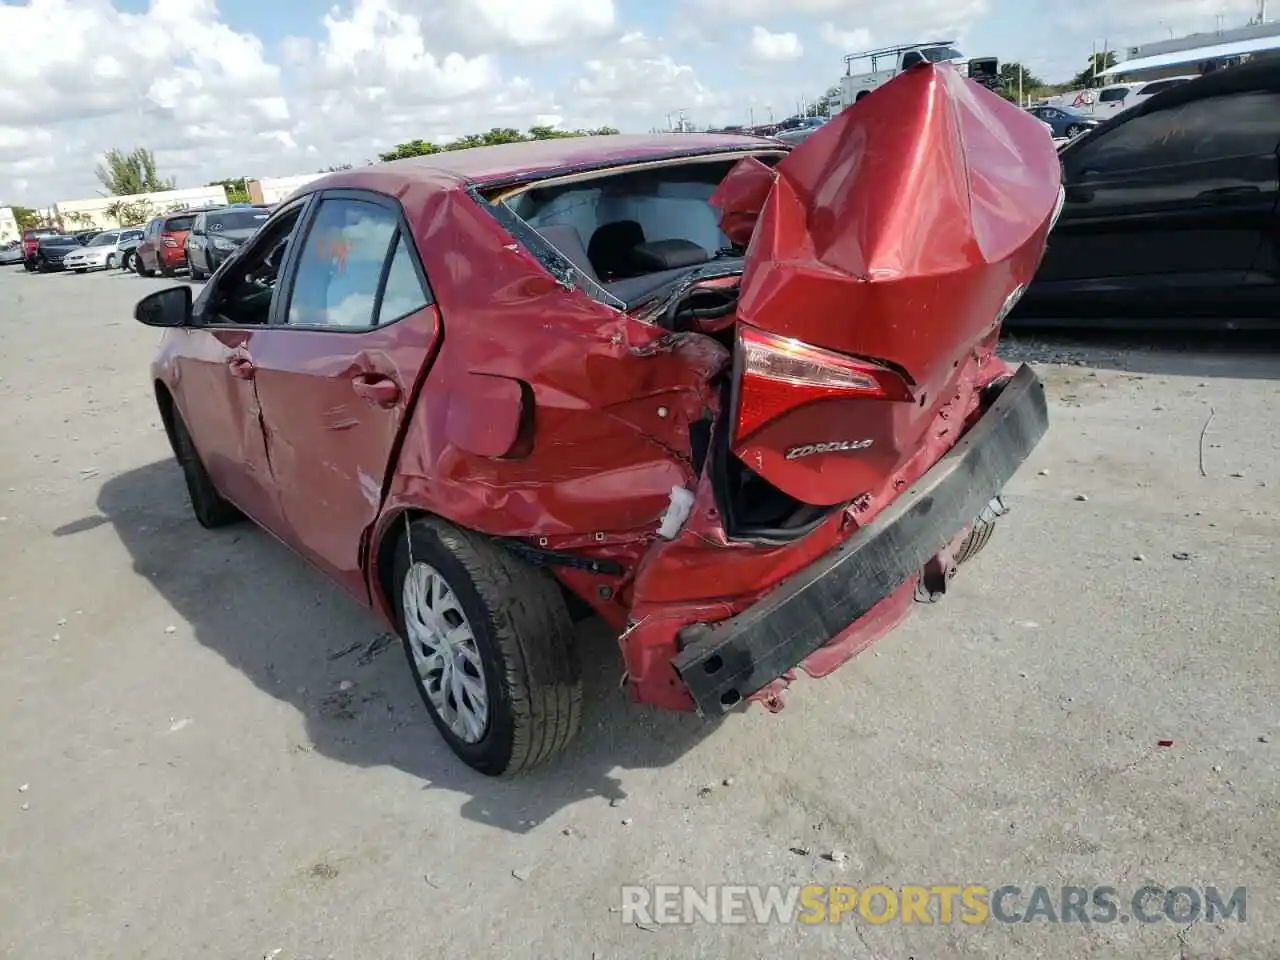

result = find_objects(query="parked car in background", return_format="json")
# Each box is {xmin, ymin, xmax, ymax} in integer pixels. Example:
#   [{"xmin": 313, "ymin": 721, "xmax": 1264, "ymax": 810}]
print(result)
[
  {"xmin": 773, "ymin": 117, "xmax": 827, "ymax": 145},
  {"xmin": 134, "ymin": 211, "xmax": 199, "ymax": 277},
  {"xmin": 31, "ymin": 234, "xmax": 89, "ymax": 272},
  {"xmin": 185, "ymin": 205, "xmax": 271, "ymax": 281},
  {"xmin": 1125, "ymin": 75, "xmax": 1198, "ymax": 110},
  {"xmin": 132, "ymin": 64, "xmax": 1059, "ymax": 775},
  {"xmin": 0, "ymin": 240, "xmax": 23, "ymax": 265},
  {"xmin": 1092, "ymin": 82, "xmax": 1144, "ymax": 115},
  {"xmin": 1012, "ymin": 59, "xmax": 1280, "ymax": 329},
  {"xmin": 21, "ymin": 227, "xmax": 60, "ymax": 270},
  {"xmin": 117, "ymin": 230, "xmax": 144, "ymax": 272},
  {"xmin": 63, "ymin": 227, "xmax": 145, "ymax": 273},
  {"xmin": 1026, "ymin": 103, "xmax": 1099, "ymax": 138}
]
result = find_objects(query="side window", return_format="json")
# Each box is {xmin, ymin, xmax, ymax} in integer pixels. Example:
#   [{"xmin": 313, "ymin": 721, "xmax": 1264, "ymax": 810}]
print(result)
[
  {"xmin": 284, "ymin": 198, "xmax": 399, "ymax": 329},
  {"xmin": 204, "ymin": 204, "xmax": 306, "ymax": 327},
  {"xmin": 1067, "ymin": 105, "xmax": 1185, "ymax": 176},
  {"xmin": 1173, "ymin": 91, "xmax": 1280, "ymax": 161},
  {"xmin": 377, "ymin": 236, "xmax": 429, "ymax": 326},
  {"xmin": 1070, "ymin": 91, "xmax": 1280, "ymax": 178},
  {"xmin": 192, "ymin": 214, "xmax": 205, "ymax": 235},
  {"xmin": 1098, "ymin": 87, "xmax": 1129, "ymax": 103},
  {"xmin": 901, "ymin": 51, "xmax": 923, "ymax": 68}
]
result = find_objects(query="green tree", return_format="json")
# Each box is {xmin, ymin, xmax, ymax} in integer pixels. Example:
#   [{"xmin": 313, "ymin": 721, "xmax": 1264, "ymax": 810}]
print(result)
[
  {"xmin": 11, "ymin": 205, "xmax": 39, "ymax": 231},
  {"xmin": 1000, "ymin": 62, "xmax": 1043, "ymax": 91},
  {"xmin": 104, "ymin": 199, "xmax": 157, "ymax": 227},
  {"xmin": 95, "ymin": 147, "xmax": 176, "ymax": 196},
  {"xmin": 377, "ymin": 125, "xmax": 621, "ymax": 163},
  {"xmin": 808, "ymin": 86, "xmax": 841, "ymax": 117},
  {"xmin": 207, "ymin": 177, "xmax": 250, "ymax": 203},
  {"xmin": 1069, "ymin": 52, "xmax": 1118, "ymax": 89}
]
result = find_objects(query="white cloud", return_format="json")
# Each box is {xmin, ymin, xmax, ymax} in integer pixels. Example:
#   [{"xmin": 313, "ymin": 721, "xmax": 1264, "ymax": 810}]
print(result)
[
  {"xmin": 0, "ymin": 0, "xmax": 1268, "ymax": 204},
  {"xmin": 818, "ymin": 22, "xmax": 872, "ymax": 50},
  {"xmin": 749, "ymin": 26, "xmax": 804, "ymax": 62}
]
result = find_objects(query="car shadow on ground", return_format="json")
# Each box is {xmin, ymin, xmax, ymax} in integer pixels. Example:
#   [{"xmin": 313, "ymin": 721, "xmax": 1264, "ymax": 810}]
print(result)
[
  {"xmin": 77, "ymin": 459, "xmax": 722, "ymax": 834},
  {"xmin": 1000, "ymin": 328, "xmax": 1280, "ymax": 381}
]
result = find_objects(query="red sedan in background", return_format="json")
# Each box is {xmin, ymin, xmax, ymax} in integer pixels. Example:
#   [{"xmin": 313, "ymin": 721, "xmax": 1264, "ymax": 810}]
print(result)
[
  {"xmin": 134, "ymin": 211, "xmax": 198, "ymax": 277},
  {"xmin": 134, "ymin": 63, "xmax": 1061, "ymax": 776}
]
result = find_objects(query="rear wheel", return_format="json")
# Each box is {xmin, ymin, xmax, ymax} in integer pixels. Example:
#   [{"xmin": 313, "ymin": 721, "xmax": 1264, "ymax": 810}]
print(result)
[
  {"xmin": 1065, "ymin": 123, "xmax": 1084, "ymax": 137},
  {"xmin": 74, "ymin": 268, "xmax": 86, "ymax": 274},
  {"xmin": 189, "ymin": 262, "xmax": 205, "ymax": 282},
  {"xmin": 392, "ymin": 517, "xmax": 582, "ymax": 776},
  {"xmin": 168, "ymin": 405, "xmax": 241, "ymax": 528},
  {"xmin": 135, "ymin": 253, "xmax": 153, "ymax": 277},
  {"xmin": 105, "ymin": 254, "xmax": 116, "ymax": 270}
]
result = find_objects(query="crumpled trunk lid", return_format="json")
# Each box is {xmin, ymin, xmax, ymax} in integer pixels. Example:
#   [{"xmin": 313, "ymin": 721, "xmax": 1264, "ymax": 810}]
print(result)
[{"xmin": 710, "ymin": 63, "xmax": 1062, "ymax": 507}]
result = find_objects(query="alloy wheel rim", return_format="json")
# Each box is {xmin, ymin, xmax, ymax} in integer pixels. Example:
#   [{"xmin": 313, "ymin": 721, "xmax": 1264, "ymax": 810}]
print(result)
[{"xmin": 402, "ymin": 561, "xmax": 489, "ymax": 743}]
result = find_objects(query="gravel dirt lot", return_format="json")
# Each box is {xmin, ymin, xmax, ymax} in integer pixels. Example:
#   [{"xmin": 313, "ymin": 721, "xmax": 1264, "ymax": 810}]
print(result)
[{"xmin": 1, "ymin": 266, "xmax": 1277, "ymax": 959}]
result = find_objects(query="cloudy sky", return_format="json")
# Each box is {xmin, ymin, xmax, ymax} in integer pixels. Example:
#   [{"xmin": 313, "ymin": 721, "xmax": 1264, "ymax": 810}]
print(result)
[{"xmin": 0, "ymin": 0, "xmax": 1263, "ymax": 204}]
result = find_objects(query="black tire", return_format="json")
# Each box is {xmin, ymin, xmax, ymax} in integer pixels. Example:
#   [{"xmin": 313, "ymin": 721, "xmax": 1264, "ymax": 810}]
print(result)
[
  {"xmin": 135, "ymin": 253, "xmax": 153, "ymax": 277},
  {"xmin": 23, "ymin": 259, "xmax": 34, "ymax": 272},
  {"xmin": 392, "ymin": 517, "xmax": 582, "ymax": 776},
  {"xmin": 105, "ymin": 254, "xmax": 116, "ymax": 270},
  {"xmin": 855, "ymin": 90, "xmax": 870, "ymax": 102},
  {"xmin": 168, "ymin": 405, "xmax": 241, "ymax": 528},
  {"xmin": 189, "ymin": 262, "xmax": 205, "ymax": 282},
  {"xmin": 74, "ymin": 268, "xmax": 86, "ymax": 274},
  {"xmin": 954, "ymin": 516, "xmax": 997, "ymax": 565},
  {"xmin": 120, "ymin": 251, "xmax": 133, "ymax": 271}
]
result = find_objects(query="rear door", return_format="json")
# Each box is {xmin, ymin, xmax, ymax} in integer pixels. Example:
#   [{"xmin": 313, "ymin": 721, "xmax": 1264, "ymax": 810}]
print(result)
[
  {"xmin": 244, "ymin": 191, "xmax": 441, "ymax": 600},
  {"xmin": 1029, "ymin": 89, "xmax": 1280, "ymax": 320}
]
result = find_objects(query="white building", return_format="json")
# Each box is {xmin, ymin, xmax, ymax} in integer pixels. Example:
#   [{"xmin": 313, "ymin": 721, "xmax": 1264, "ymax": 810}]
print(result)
[
  {"xmin": 0, "ymin": 206, "xmax": 18, "ymax": 244},
  {"xmin": 247, "ymin": 173, "xmax": 325, "ymax": 205},
  {"xmin": 53, "ymin": 186, "xmax": 229, "ymax": 230},
  {"xmin": 1101, "ymin": 20, "xmax": 1280, "ymax": 81}
]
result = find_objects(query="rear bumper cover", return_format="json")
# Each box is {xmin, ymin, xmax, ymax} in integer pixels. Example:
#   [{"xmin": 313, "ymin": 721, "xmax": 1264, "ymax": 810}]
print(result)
[{"xmin": 670, "ymin": 363, "xmax": 1049, "ymax": 715}]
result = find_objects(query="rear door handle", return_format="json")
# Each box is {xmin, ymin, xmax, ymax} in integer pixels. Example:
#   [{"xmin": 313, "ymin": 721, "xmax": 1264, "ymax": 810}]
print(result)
[
  {"xmin": 350, "ymin": 373, "xmax": 401, "ymax": 407},
  {"xmin": 228, "ymin": 358, "xmax": 256, "ymax": 380}
]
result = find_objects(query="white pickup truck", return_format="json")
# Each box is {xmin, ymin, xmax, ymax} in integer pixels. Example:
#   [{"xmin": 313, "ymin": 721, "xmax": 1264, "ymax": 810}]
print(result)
[{"xmin": 837, "ymin": 40, "xmax": 1000, "ymax": 110}]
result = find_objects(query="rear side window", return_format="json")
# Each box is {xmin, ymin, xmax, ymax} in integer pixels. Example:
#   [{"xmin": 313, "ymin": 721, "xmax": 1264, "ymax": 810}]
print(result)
[
  {"xmin": 1098, "ymin": 87, "xmax": 1130, "ymax": 102},
  {"xmin": 377, "ymin": 237, "xmax": 429, "ymax": 325},
  {"xmin": 285, "ymin": 197, "xmax": 427, "ymax": 330}
]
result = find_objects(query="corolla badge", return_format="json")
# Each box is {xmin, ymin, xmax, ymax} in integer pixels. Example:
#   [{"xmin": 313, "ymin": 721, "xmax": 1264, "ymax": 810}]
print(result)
[{"xmin": 785, "ymin": 439, "xmax": 874, "ymax": 460}]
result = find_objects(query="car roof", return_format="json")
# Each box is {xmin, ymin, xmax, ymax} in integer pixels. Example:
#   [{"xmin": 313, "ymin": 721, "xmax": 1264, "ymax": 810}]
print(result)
[{"xmin": 296, "ymin": 133, "xmax": 780, "ymax": 196}]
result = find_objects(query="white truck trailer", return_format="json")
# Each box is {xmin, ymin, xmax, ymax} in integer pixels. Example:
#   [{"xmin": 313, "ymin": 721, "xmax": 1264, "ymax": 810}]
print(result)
[{"xmin": 837, "ymin": 40, "xmax": 1000, "ymax": 110}]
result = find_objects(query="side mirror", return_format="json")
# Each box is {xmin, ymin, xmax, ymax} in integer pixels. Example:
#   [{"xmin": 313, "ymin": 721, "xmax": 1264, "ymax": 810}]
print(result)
[{"xmin": 135, "ymin": 286, "xmax": 193, "ymax": 328}]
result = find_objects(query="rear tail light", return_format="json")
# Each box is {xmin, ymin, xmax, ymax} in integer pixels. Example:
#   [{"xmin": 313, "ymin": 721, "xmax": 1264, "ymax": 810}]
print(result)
[
  {"xmin": 733, "ymin": 325, "xmax": 913, "ymax": 442},
  {"xmin": 162, "ymin": 234, "xmax": 179, "ymax": 247}
]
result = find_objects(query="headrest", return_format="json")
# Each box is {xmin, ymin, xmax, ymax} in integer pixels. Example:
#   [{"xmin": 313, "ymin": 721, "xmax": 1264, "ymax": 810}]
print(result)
[{"xmin": 629, "ymin": 238, "xmax": 710, "ymax": 272}]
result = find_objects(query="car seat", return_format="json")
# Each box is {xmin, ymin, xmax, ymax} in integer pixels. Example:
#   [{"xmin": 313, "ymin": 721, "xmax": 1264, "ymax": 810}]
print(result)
[{"xmin": 587, "ymin": 220, "xmax": 645, "ymax": 280}]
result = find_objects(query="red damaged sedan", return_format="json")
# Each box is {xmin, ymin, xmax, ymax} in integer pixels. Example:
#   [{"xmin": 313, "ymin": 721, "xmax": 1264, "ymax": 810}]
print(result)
[{"xmin": 134, "ymin": 64, "xmax": 1062, "ymax": 775}]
